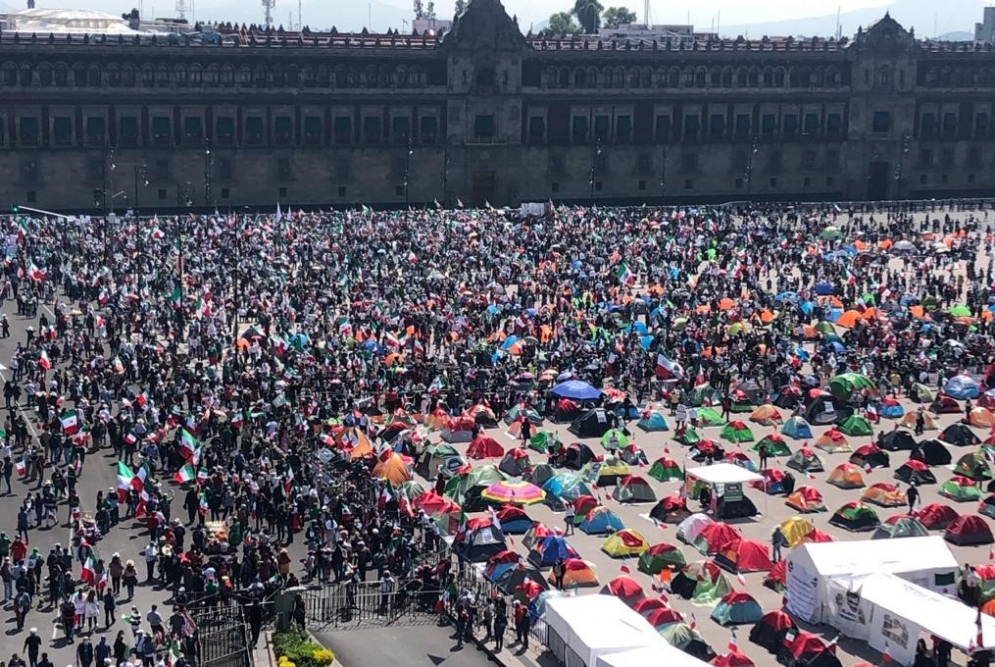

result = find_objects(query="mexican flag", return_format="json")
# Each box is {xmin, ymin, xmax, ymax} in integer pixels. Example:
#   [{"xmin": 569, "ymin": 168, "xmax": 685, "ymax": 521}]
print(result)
[
  {"xmin": 27, "ymin": 262, "xmax": 46, "ymax": 282},
  {"xmin": 133, "ymin": 462, "xmax": 149, "ymax": 490},
  {"xmin": 116, "ymin": 462, "xmax": 136, "ymax": 502},
  {"xmin": 166, "ymin": 641, "xmax": 182, "ymax": 667},
  {"xmin": 179, "ymin": 429, "xmax": 199, "ymax": 461},
  {"xmin": 170, "ymin": 284, "xmax": 182, "ymax": 305},
  {"xmin": 174, "ymin": 463, "xmax": 195, "ymax": 483},
  {"xmin": 198, "ymin": 491, "xmax": 208, "ymax": 515},
  {"xmin": 196, "ymin": 468, "xmax": 209, "ymax": 483},
  {"xmin": 61, "ymin": 413, "xmax": 79, "ymax": 436},
  {"xmin": 15, "ymin": 458, "xmax": 25, "ymax": 476},
  {"xmin": 81, "ymin": 551, "xmax": 96, "ymax": 585},
  {"xmin": 38, "ymin": 350, "xmax": 51, "ymax": 370},
  {"xmin": 616, "ymin": 262, "xmax": 635, "ymax": 286}
]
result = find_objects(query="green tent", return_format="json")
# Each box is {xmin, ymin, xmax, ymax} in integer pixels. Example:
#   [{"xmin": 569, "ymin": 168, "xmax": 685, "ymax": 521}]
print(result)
[
  {"xmin": 720, "ymin": 421, "xmax": 755, "ymax": 443},
  {"xmin": 828, "ymin": 373, "xmax": 876, "ymax": 400},
  {"xmin": 671, "ymin": 562, "xmax": 731, "ymax": 606},
  {"xmin": 601, "ymin": 428, "xmax": 630, "ymax": 451},
  {"xmin": 954, "ymin": 452, "xmax": 992, "ymax": 481},
  {"xmin": 819, "ymin": 226, "xmax": 842, "ymax": 240},
  {"xmin": 528, "ymin": 431, "xmax": 561, "ymax": 454},
  {"xmin": 660, "ymin": 623, "xmax": 710, "ymax": 651},
  {"xmin": 637, "ymin": 543, "xmax": 686, "ymax": 575},
  {"xmin": 751, "ymin": 435, "xmax": 791, "ymax": 457},
  {"xmin": 910, "ymin": 383, "xmax": 934, "ymax": 403},
  {"xmin": 444, "ymin": 465, "xmax": 506, "ymax": 506},
  {"xmin": 687, "ymin": 385, "xmax": 723, "ymax": 407},
  {"xmin": 697, "ymin": 407, "xmax": 726, "ymax": 427},
  {"xmin": 648, "ymin": 457, "xmax": 684, "ymax": 482},
  {"xmin": 838, "ymin": 414, "xmax": 874, "ymax": 437},
  {"xmin": 940, "ymin": 476, "xmax": 984, "ymax": 502},
  {"xmin": 874, "ymin": 516, "xmax": 929, "ymax": 540},
  {"xmin": 949, "ymin": 304, "xmax": 973, "ymax": 317},
  {"xmin": 675, "ymin": 428, "xmax": 702, "ymax": 446},
  {"xmin": 814, "ymin": 321, "xmax": 836, "ymax": 335}
]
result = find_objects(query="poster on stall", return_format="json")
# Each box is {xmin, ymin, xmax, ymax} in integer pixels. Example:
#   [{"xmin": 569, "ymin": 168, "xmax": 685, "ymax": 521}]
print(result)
[
  {"xmin": 867, "ymin": 608, "xmax": 919, "ymax": 667},
  {"xmin": 785, "ymin": 560, "xmax": 820, "ymax": 623},
  {"xmin": 826, "ymin": 577, "xmax": 872, "ymax": 641}
]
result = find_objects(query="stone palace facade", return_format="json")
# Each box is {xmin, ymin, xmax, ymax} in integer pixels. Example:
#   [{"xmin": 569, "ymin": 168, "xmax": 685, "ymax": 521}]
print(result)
[{"xmin": 0, "ymin": 0, "xmax": 994, "ymax": 210}]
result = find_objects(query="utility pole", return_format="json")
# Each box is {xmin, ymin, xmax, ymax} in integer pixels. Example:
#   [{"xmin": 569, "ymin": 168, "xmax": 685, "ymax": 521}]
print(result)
[
  {"xmin": 589, "ymin": 137, "xmax": 603, "ymax": 203},
  {"xmin": 404, "ymin": 133, "xmax": 413, "ymax": 207},
  {"xmin": 745, "ymin": 135, "xmax": 759, "ymax": 200}
]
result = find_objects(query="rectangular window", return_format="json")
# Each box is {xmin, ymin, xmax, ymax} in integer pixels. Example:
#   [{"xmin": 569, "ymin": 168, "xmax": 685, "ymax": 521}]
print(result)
[
  {"xmin": 920, "ymin": 112, "xmax": 937, "ymax": 139},
  {"xmin": 709, "ymin": 114, "xmax": 725, "ymax": 138},
  {"xmin": 333, "ymin": 116, "xmax": 352, "ymax": 145},
  {"xmin": 19, "ymin": 117, "xmax": 39, "ymax": 146},
  {"xmin": 419, "ymin": 116, "xmax": 438, "ymax": 144},
  {"xmin": 85, "ymin": 117, "xmax": 106, "ymax": 145},
  {"xmin": 919, "ymin": 148, "xmax": 933, "ymax": 167},
  {"xmin": 529, "ymin": 116, "xmax": 546, "ymax": 143},
  {"xmin": 616, "ymin": 115, "xmax": 632, "ymax": 143},
  {"xmin": 183, "ymin": 116, "xmax": 203, "ymax": 144},
  {"xmin": 803, "ymin": 113, "xmax": 820, "ymax": 136},
  {"xmin": 872, "ymin": 111, "xmax": 891, "ymax": 133},
  {"xmin": 391, "ymin": 116, "xmax": 410, "ymax": 144},
  {"xmin": 571, "ymin": 116, "xmax": 588, "ymax": 141},
  {"xmin": 304, "ymin": 116, "xmax": 322, "ymax": 144},
  {"xmin": 473, "ymin": 114, "xmax": 495, "ymax": 139},
  {"xmin": 154, "ymin": 158, "xmax": 170, "ymax": 181},
  {"xmin": 827, "ymin": 113, "xmax": 843, "ymax": 138},
  {"xmin": 637, "ymin": 153, "xmax": 652, "ymax": 173},
  {"xmin": 976, "ymin": 112, "xmax": 990, "ymax": 138},
  {"xmin": 683, "ymin": 114, "xmax": 700, "ymax": 140},
  {"xmin": 655, "ymin": 114, "xmax": 671, "ymax": 141},
  {"xmin": 942, "ymin": 112, "xmax": 957, "ymax": 138},
  {"xmin": 735, "ymin": 114, "xmax": 750, "ymax": 138},
  {"xmin": 119, "ymin": 117, "xmax": 139, "ymax": 147},
  {"xmin": 968, "ymin": 146, "xmax": 982, "ymax": 168},
  {"xmin": 220, "ymin": 188, "xmax": 230, "ymax": 199},
  {"xmin": 274, "ymin": 116, "xmax": 293, "ymax": 144},
  {"xmin": 761, "ymin": 113, "xmax": 777, "ymax": 136},
  {"xmin": 594, "ymin": 115, "xmax": 610, "ymax": 139},
  {"xmin": 53, "ymin": 117, "xmax": 72, "ymax": 146},
  {"xmin": 216, "ymin": 117, "xmax": 235, "ymax": 146},
  {"xmin": 151, "ymin": 116, "xmax": 171, "ymax": 146},
  {"xmin": 783, "ymin": 114, "xmax": 798, "ymax": 137},
  {"xmin": 245, "ymin": 116, "xmax": 265, "ymax": 145}
]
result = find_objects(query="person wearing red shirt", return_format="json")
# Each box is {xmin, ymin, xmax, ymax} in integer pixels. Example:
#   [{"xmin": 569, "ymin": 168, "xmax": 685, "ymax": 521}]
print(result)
[{"xmin": 10, "ymin": 536, "xmax": 27, "ymax": 563}]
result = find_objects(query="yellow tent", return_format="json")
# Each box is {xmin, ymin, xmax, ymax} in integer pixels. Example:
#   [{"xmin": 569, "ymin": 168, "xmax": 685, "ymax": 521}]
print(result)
[
  {"xmin": 778, "ymin": 516, "xmax": 816, "ymax": 548},
  {"xmin": 899, "ymin": 412, "xmax": 937, "ymax": 430},
  {"xmin": 372, "ymin": 452, "xmax": 412, "ymax": 487},
  {"xmin": 601, "ymin": 529, "xmax": 650, "ymax": 558},
  {"xmin": 346, "ymin": 428, "xmax": 375, "ymax": 460}
]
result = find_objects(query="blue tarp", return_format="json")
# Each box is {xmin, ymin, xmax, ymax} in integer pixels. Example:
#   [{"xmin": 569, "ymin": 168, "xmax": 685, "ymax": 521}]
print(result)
[{"xmin": 551, "ymin": 380, "xmax": 602, "ymax": 401}]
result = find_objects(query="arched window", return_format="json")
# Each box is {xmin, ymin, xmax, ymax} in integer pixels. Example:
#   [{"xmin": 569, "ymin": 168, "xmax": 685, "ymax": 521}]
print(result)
[
  {"xmin": 203, "ymin": 65, "xmax": 219, "ymax": 86},
  {"xmin": 641, "ymin": 67, "xmax": 652, "ymax": 88},
  {"xmin": 87, "ymin": 66, "xmax": 101, "ymax": 87},
  {"xmin": 220, "ymin": 65, "xmax": 234, "ymax": 87},
  {"xmin": 395, "ymin": 66, "xmax": 408, "ymax": 87},
  {"xmin": 710, "ymin": 68, "xmax": 720, "ymax": 87},
  {"xmin": 683, "ymin": 67, "xmax": 694, "ymax": 87},
  {"xmin": 627, "ymin": 67, "xmax": 639, "ymax": 88},
  {"xmin": 574, "ymin": 67, "xmax": 586, "ymax": 87},
  {"xmin": 54, "ymin": 63, "xmax": 68, "ymax": 86},
  {"xmin": 545, "ymin": 66, "xmax": 557, "ymax": 87},
  {"xmin": 287, "ymin": 64, "xmax": 300, "ymax": 86},
  {"xmin": 668, "ymin": 67, "xmax": 679, "ymax": 88},
  {"xmin": 122, "ymin": 65, "xmax": 136, "ymax": 87},
  {"xmin": 695, "ymin": 67, "xmax": 706, "ymax": 87},
  {"xmin": 38, "ymin": 63, "xmax": 52, "ymax": 86},
  {"xmin": 763, "ymin": 67, "xmax": 773, "ymax": 87},
  {"xmin": 253, "ymin": 65, "xmax": 267, "ymax": 86},
  {"xmin": 107, "ymin": 64, "xmax": 121, "ymax": 87},
  {"xmin": 774, "ymin": 67, "xmax": 785, "ymax": 87},
  {"xmin": 188, "ymin": 65, "xmax": 202, "ymax": 86},
  {"xmin": 72, "ymin": 64, "xmax": 86, "ymax": 87},
  {"xmin": 748, "ymin": 67, "xmax": 758, "ymax": 87},
  {"xmin": 812, "ymin": 67, "xmax": 824, "ymax": 87},
  {"xmin": 316, "ymin": 65, "xmax": 329, "ymax": 87},
  {"xmin": 157, "ymin": 65, "xmax": 170, "ymax": 87},
  {"xmin": 2, "ymin": 62, "xmax": 18, "ymax": 86},
  {"xmin": 722, "ymin": 68, "xmax": 732, "ymax": 87},
  {"xmin": 613, "ymin": 66, "xmax": 624, "ymax": 88},
  {"xmin": 271, "ymin": 66, "xmax": 286, "ymax": 87},
  {"xmin": 559, "ymin": 67, "xmax": 571, "ymax": 88},
  {"xmin": 377, "ymin": 64, "xmax": 392, "ymax": 87},
  {"xmin": 657, "ymin": 67, "xmax": 668, "ymax": 87},
  {"xmin": 19, "ymin": 65, "xmax": 33, "ymax": 86},
  {"xmin": 736, "ymin": 67, "xmax": 747, "ymax": 87},
  {"xmin": 173, "ymin": 65, "xmax": 187, "ymax": 86},
  {"xmin": 334, "ymin": 65, "xmax": 348, "ymax": 88},
  {"xmin": 586, "ymin": 67, "xmax": 598, "ymax": 87},
  {"xmin": 601, "ymin": 67, "xmax": 612, "ymax": 88},
  {"xmin": 825, "ymin": 66, "xmax": 837, "ymax": 86}
]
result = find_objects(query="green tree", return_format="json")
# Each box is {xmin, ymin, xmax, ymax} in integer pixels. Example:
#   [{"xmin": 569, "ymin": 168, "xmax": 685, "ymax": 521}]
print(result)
[
  {"xmin": 572, "ymin": 0, "xmax": 604, "ymax": 34},
  {"xmin": 543, "ymin": 11, "xmax": 581, "ymax": 36},
  {"xmin": 602, "ymin": 6, "xmax": 637, "ymax": 29}
]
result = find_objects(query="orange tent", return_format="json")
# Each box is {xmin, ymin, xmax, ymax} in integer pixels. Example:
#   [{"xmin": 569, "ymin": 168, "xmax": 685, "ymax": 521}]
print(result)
[
  {"xmin": 348, "ymin": 429, "xmax": 375, "ymax": 460},
  {"xmin": 719, "ymin": 298, "xmax": 736, "ymax": 310},
  {"xmin": 373, "ymin": 452, "xmax": 413, "ymax": 487},
  {"xmin": 970, "ymin": 408, "xmax": 995, "ymax": 428},
  {"xmin": 759, "ymin": 309, "xmax": 776, "ymax": 324},
  {"xmin": 836, "ymin": 310, "xmax": 862, "ymax": 328},
  {"xmin": 909, "ymin": 305, "xmax": 925, "ymax": 319}
]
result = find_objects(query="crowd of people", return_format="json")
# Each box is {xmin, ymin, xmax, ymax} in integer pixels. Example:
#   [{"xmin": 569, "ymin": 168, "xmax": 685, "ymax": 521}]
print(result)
[{"xmin": 0, "ymin": 199, "xmax": 991, "ymax": 667}]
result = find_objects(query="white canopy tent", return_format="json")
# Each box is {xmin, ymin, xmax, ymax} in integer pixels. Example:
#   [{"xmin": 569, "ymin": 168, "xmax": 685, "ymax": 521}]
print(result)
[
  {"xmin": 594, "ymin": 644, "xmax": 711, "ymax": 667},
  {"xmin": 544, "ymin": 595, "xmax": 668, "ymax": 667},
  {"xmin": 825, "ymin": 572, "xmax": 995, "ymax": 666},
  {"xmin": 785, "ymin": 536, "xmax": 959, "ymax": 625},
  {"xmin": 684, "ymin": 462, "xmax": 764, "ymax": 485}
]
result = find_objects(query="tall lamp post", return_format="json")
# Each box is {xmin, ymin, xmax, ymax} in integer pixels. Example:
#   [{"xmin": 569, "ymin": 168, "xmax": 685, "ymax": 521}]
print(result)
[
  {"xmin": 442, "ymin": 140, "xmax": 450, "ymax": 207},
  {"xmin": 204, "ymin": 137, "xmax": 214, "ymax": 209},
  {"xmin": 589, "ymin": 137, "xmax": 603, "ymax": 203},
  {"xmin": 894, "ymin": 133, "xmax": 911, "ymax": 195},
  {"xmin": 745, "ymin": 135, "xmax": 759, "ymax": 200},
  {"xmin": 659, "ymin": 147, "xmax": 668, "ymax": 207},
  {"xmin": 134, "ymin": 164, "xmax": 148, "ymax": 288},
  {"xmin": 404, "ymin": 134, "xmax": 413, "ymax": 207}
]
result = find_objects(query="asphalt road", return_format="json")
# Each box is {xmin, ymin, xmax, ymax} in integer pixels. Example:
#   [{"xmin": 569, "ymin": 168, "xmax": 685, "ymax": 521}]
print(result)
[{"xmin": 314, "ymin": 626, "xmax": 496, "ymax": 667}]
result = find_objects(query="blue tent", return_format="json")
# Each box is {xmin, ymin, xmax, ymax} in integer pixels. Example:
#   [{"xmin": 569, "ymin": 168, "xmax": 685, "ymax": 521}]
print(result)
[
  {"xmin": 944, "ymin": 375, "xmax": 980, "ymax": 400},
  {"xmin": 710, "ymin": 593, "xmax": 764, "ymax": 625},
  {"xmin": 579, "ymin": 507, "xmax": 625, "ymax": 535},
  {"xmin": 500, "ymin": 335, "xmax": 520, "ymax": 351},
  {"xmin": 637, "ymin": 412, "xmax": 670, "ymax": 432},
  {"xmin": 826, "ymin": 308, "xmax": 844, "ymax": 322},
  {"xmin": 485, "ymin": 562, "xmax": 517, "ymax": 583},
  {"xmin": 814, "ymin": 281, "xmax": 834, "ymax": 295},
  {"xmin": 782, "ymin": 416, "xmax": 814, "ymax": 440},
  {"xmin": 551, "ymin": 380, "xmax": 602, "ymax": 401},
  {"xmin": 527, "ymin": 535, "xmax": 579, "ymax": 568},
  {"xmin": 880, "ymin": 401, "xmax": 905, "ymax": 418}
]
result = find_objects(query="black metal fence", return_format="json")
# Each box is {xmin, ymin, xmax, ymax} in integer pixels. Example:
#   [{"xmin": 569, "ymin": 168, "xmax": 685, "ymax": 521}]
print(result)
[{"xmin": 190, "ymin": 603, "xmax": 253, "ymax": 667}]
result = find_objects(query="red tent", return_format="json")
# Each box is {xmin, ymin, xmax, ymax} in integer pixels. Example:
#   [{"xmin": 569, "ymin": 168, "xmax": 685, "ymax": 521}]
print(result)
[
  {"xmin": 711, "ymin": 651, "xmax": 755, "ymax": 667},
  {"xmin": 764, "ymin": 560, "xmax": 787, "ymax": 591},
  {"xmin": 467, "ymin": 436, "xmax": 504, "ymax": 459},
  {"xmin": 697, "ymin": 522, "xmax": 741, "ymax": 555},
  {"xmin": 913, "ymin": 503, "xmax": 960, "ymax": 530},
  {"xmin": 445, "ymin": 416, "xmax": 476, "ymax": 432},
  {"xmin": 632, "ymin": 597, "xmax": 668, "ymax": 615},
  {"xmin": 717, "ymin": 537, "xmax": 774, "ymax": 573},
  {"xmin": 496, "ymin": 505, "xmax": 529, "ymax": 524},
  {"xmin": 413, "ymin": 490, "xmax": 452, "ymax": 514},
  {"xmin": 785, "ymin": 632, "xmax": 830, "ymax": 662},
  {"xmin": 572, "ymin": 494, "xmax": 600, "ymax": 519},
  {"xmin": 945, "ymin": 514, "xmax": 995, "ymax": 546},
  {"xmin": 605, "ymin": 575, "xmax": 644, "ymax": 599},
  {"xmin": 645, "ymin": 606, "xmax": 684, "ymax": 628},
  {"xmin": 751, "ymin": 468, "xmax": 785, "ymax": 492}
]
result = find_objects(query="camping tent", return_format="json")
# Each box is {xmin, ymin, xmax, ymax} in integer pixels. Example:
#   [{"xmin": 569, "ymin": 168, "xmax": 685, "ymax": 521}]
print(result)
[
  {"xmin": 849, "ymin": 444, "xmax": 889, "ymax": 469},
  {"xmin": 581, "ymin": 457, "xmax": 630, "ymax": 487},
  {"xmin": 944, "ymin": 374, "xmax": 981, "ymax": 399},
  {"xmin": 805, "ymin": 394, "xmax": 850, "ymax": 425},
  {"xmin": 945, "ymin": 514, "xmax": 995, "ymax": 545},
  {"xmin": 550, "ymin": 558, "xmax": 600, "ymax": 588},
  {"xmin": 785, "ymin": 486, "xmax": 827, "ymax": 513},
  {"xmin": 498, "ymin": 448, "xmax": 533, "ymax": 477},
  {"xmin": 569, "ymin": 408, "xmax": 613, "ymax": 437},
  {"xmin": 915, "ymin": 438, "xmax": 952, "ymax": 466},
  {"xmin": 648, "ymin": 457, "xmax": 684, "ymax": 483},
  {"xmin": 860, "ymin": 482, "xmax": 906, "ymax": 507},
  {"xmin": 752, "ymin": 434, "xmax": 791, "ymax": 457},
  {"xmin": 894, "ymin": 460, "xmax": 936, "ymax": 485},
  {"xmin": 874, "ymin": 516, "xmax": 929, "ymax": 540},
  {"xmin": 786, "ymin": 447, "xmax": 825, "ymax": 473},
  {"xmin": 838, "ymin": 414, "xmax": 874, "ymax": 437},
  {"xmin": 815, "ymin": 429, "xmax": 851, "ymax": 453},
  {"xmin": 940, "ymin": 475, "xmax": 984, "ymax": 502},
  {"xmin": 638, "ymin": 543, "xmax": 687, "ymax": 575},
  {"xmin": 879, "ymin": 429, "xmax": 918, "ymax": 452},
  {"xmin": 579, "ymin": 506, "xmax": 626, "ymax": 535},
  {"xmin": 782, "ymin": 416, "xmax": 814, "ymax": 440},
  {"xmin": 527, "ymin": 535, "xmax": 580, "ymax": 568},
  {"xmin": 954, "ymin": 451, "xmax": 992, "ymax": 480},
  {"xmin": 600, "ymin": 428, "xmax": 630, "ymax": 451},
  {"xmin": 612, "ymin": 475, "xmax": 657, "ymax": 503},
  {"xmin": 416, "ymin": 443, "xmax": 465, "ymax": 480},
  {"xmin": 779, "ymin": 517, "xmax": 817, "ymax": 547},
  {"xmin": 693, "ymin": 522, "xmax": 741, "ymax": 556},
  {"xmin": 467, "ymin": 435, "xmax": 504, "ymax": 459},
  {"xmin": 827, "ymin": 463, "xmax": 865, "ymax": 489},
  {"xmin": 913, "ymin": 503, "xmax": 960, "ymax": 530},
  {"xmin": 715, "ymin": 538, "xmax": 774, "ymax": 573},
  {"xmin": 677, "ymin": 513, "xmax": 716, "ymax": 545},
  {"xmin": 440, "ymin": 415, "xmax": 476, "ymax": 442},
  {"xmin": 749, "ymin": 610, "xmax": 797, "ymax": 654},
  {"xmin": 710, "ymin": 591, "xmax": 763, "ymax": 625},
  {"xmin": 684, "ymin": 463, "xmax": 764, "ymax": 519},
  {"xmin": 828, "ymin": 502, "xmax": 880, "ymax": 532},
  {"xmin": 649, "ymin": 496, "xmax": 692, "ymax": 524},
  {"xmin": 557, "ymin": 443, "xmax": 597, "ymax": 471},
  {"xmin": 749, "ymin": 405, "xmax": 782, "ymax": 426},
  {"xmin": 495, "ymin": 506, "xmax": 533, "ymax": 534},
  {"xmin": 602, "ymin": 529, "xmax": 650, "ymax": 558},
  {"xmin": 670, "ymin": 561, "xmax": 732, "ymax": 606},
  {"xmin": 880, "ymin": 398, "xmax": 905, "ymax": 419},
  {"xmin": 940, "ymin": 422, "xmax": 981, "ymax": 447},
  {"xmin": 637, "ymin": 411, "xmax": 670, "ymax": 432},
  {"xmin": 455, "ymin": 519, "xmax": 507, "ymax": 562},
  {"xmin": 784, "ymin": 536, "xmax": 959, "ymax": 624},
  {"xmin": 720, "ymin": 420, "xmax": 755, "ymax": 443}
]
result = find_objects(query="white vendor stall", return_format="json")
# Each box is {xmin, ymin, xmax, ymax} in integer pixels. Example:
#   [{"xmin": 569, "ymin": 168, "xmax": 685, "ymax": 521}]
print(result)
[
  {"xmin": 684, "ymin": 462, "xmax": 765, "ymax": 519},
  {"xmin": 594, "ymin": 644, "xmax": 712, "ymax": 667},
  {"xmin": 544, "ymin": 594, "xmax": 667, "ymax": 667},
  {"xmin": 785, "ymin": 536, "xmax": 958, "ymax": 625},
  {"xmin": 825, "ymin": 572, "xmax": 995, "ymax": 666}
]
